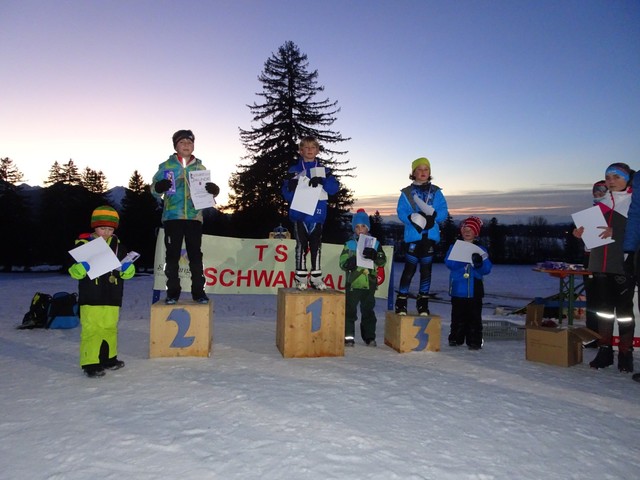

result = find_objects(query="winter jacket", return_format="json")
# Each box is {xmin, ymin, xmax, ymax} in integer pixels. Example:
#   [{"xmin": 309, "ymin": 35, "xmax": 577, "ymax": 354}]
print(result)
[
  {"xmin": 444, "ymin": 243, "xmax": 492, "ymax": 298},
  {"xmin": 152, "ymin": 154, "xmax": 209, "ymax": 223},
  {"xmin": 589, "ymin": 189, "xmax": 631, "ymax": 275},
  {"xmin": 623, "ymin": 172, "xmax": 640, "ymax": 254},
  {"xmin": 397, "ymin": 182, "xmax": 448, "ymax": 243},
  {"xmin": 339, "ymin": 236, "xmax": 387, "ymax": 290},
  {"xmin": 282, "ymin": 157, "xmax": 339, "ymax": 224},
  {"xmin": 69, "ymin": 234, "xmax": 135, "ymax": 307}
]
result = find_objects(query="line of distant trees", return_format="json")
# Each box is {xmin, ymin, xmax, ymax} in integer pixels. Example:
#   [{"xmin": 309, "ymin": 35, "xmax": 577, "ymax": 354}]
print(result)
[{"xmin": 0, "ymin": 156, "xmax": 583, "ymax": 272}]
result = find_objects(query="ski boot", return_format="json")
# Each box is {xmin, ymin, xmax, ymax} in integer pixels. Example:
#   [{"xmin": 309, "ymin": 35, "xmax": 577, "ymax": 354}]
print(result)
[
  {"xmin": 344, "ymin": 336, "xmax": 355, "ymax": 347},
  {"xmin": 295, "ymin": 271, "xmax": 309, "ymax": 290},
  {"xmin": 365, "ymin": 339, "xmax": 377, "ymax": 347},
  {"xmin": 395, "ymin": 294, "xmax": 408, "ymax": 315},
  {"xmin": 618, "ymin": 350, "xmax": 634, "ymax": 373},
  {"xmin": 417, "ymin": 294, "xmax": 430, "ymax": 316},
  {"xmin": 309, "ymin": 270, "xmax": 327, "ymax": 290},
  {"xmin": 589, "ymin": 346, "xmax": 614, "ymax": 369}
]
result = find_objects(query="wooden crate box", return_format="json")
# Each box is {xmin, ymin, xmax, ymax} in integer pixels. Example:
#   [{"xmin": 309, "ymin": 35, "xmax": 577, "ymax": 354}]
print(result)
[
  {"xmin": 384, "ymin": 312, "xmax": 441, "ymax": 353},
  {"xmin": 150, "ymin": 301, "xmax": 213, "ymax": 358},
  {"xmin": 276, "ymin": 288, "xmax": 345, "ymax": 358}
]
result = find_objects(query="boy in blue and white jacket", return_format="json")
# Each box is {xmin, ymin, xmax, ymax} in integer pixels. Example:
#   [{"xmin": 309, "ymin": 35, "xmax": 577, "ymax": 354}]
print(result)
[
  {"xmin": 395, "ymin": 157, "xmax": 448, "ymax": 315},
  {"xmin": 282, "ymin": 136, "xmax": 339, "ymax": 290},
  {"xmin": 444, "ymin": 216, "xmax": 492, "ymax": 350}
]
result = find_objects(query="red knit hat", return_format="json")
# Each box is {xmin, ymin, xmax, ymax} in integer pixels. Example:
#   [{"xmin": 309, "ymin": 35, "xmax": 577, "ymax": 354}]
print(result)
[{"xmin": 460, "ymin": 216, "xmax": 482, "ymax": 237}]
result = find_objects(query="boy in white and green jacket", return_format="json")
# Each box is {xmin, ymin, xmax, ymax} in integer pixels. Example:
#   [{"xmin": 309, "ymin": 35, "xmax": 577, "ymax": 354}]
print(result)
[{"xmin": 339, "ymin": 209, "xmax": 387, "ymax": 347}]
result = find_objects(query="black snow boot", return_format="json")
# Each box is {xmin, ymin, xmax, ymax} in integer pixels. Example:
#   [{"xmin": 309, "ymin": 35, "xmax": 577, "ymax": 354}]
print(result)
[
  {"xmin": 416, "ymin": 294, "xmax": 430, "ymax": 316},
  {"xmin": 103, "ymin": 357, "xmax": 125, "ymax": 371},
  {"xmin": 589, "ymin": 346, "xmax": 614, "ymax": 369},
  {"xmin": 395, "ymin": 295, "xmax": 408, "ymax": 315},
  {"xmin": 83, "ymin": 364, "xmax": 106, "ymax": 378},
  {"xmin": 618, "ymin": 350, "xmax": 634, "ymax": 373}
]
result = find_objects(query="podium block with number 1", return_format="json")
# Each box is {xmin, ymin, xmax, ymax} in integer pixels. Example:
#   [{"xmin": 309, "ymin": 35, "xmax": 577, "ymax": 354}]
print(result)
[{"xmin": 276, "ymin": 288, "xmax": 345, "ymax": 358}]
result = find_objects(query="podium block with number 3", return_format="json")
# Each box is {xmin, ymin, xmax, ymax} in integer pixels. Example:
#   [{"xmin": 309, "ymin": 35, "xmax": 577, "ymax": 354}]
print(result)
[
  {"xmin": 384, "ymin": 311, "xmax": 441, "ymax": 353},
  {"xmin": 276, "ymin": 288, "xmax": 345, "ymax": 358}
]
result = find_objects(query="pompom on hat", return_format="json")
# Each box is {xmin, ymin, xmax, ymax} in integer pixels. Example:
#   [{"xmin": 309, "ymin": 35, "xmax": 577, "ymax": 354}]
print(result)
[
  {"xmin": 460, "ymin": 216, "xmax": 482, "ymax": 237},
  {"xmin": 172, "ymin": 129, "xmax": 195, "ymax": 148},
  {"xmin": 411, "ymin": 157, "xmax": 431, "ymax": 172},
  {"xmin": 352, "ymin": 208, "xmax": 370, "ymax": 231},
  {"xmin": 91, "ymin": 205, "xmax": 119, "ymax": 229},
  {"xmin": 592, "ymin": 180, "xmax": 607, "ymax": 197}
]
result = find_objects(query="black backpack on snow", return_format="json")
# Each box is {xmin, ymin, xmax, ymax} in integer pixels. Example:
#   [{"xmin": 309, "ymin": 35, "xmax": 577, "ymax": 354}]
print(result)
[
  {"xmin": 18, "ymin": 291, "xmax": 80, "ymax": 330},
  {"xmin": 47, "ymin": 292, "xmax": 80, "ymax": 329},
  {"xmin": 18, "ymin": 292, "xmax": 53, "ymax": 329}
]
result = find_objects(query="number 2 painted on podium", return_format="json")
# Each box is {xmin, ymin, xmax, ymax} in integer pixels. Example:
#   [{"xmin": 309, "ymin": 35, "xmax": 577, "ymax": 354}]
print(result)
[{"xmin": 167, "ymin": 308, "xmax": 196, "ymax": 348}]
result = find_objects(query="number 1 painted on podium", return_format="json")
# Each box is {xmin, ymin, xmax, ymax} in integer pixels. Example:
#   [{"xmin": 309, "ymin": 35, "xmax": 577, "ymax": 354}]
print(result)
[{"xmin": 306, "ymin": 298, "xmax": 322, "ymax": 332}]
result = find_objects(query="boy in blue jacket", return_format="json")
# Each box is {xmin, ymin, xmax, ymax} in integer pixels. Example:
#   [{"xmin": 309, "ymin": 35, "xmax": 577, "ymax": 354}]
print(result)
[
  {"xmin": 151, "ymin": 130, "xmax": 219, "ymax": 304},
  {"xmin": 444, "ymin": 216, "xmax": 492, "ymax": 350},
  {"xmin": 339, "ymin": 209, "xmax": 387, "ymax": 347},
  {"xmin": 282, "ymin": 136, "xmax": 339, "ymax": 290},
  {"xmin": 395, "ymin": 157, "xmax": 448, "ymax": 315}
]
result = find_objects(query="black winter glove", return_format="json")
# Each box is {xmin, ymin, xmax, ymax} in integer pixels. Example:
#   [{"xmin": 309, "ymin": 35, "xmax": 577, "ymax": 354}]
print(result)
[
  {"xmin": 344, "ymin": 256, "xmax": 357, "ymax": 271},
  {"xmin": 362, "ymin": 247, "xmax": 378, "ymax": 261},
  {"xmin": 472, "ymin": 253, "xmax": 483, "ymax": 268},
  {"xmin": 155, "ymin": 179, "xmax": 172, "ymax": 194},
  {"xmin": 205, "ymin": 182, "xmax": 220, "ymax": 196},
  {"xmin": 624, "ymin": 252, "xmax": 635, "ymax": 277},
  {"xmin": 425, "ymin": 213, "xmax": 436, "ymax": 229},
  {"xmin": 309, "ymin": 176, "xmax": 324, "ymax": 187},
  {"xmin": 288, "ymin": 178, "xmax": 298, "ymax": 191}
]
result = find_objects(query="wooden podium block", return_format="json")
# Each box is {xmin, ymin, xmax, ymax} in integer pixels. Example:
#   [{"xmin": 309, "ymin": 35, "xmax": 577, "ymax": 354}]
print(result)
[
  {"xmin": 150, "ymin": 301, "xmax": 213, "ymax": 358},
  {"xmin": 384, "ymin": 312, "xmax": 441, "ymax": 353},
  {"xmin": 276, "ymin": 288, "xmax": 345, "ymax": 358}
]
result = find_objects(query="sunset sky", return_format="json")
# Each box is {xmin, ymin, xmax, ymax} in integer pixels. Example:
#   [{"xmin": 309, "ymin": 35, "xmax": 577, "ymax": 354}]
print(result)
[{"xmin": 1, "ymin": 0, "xmax": 638, "ymax": 222}]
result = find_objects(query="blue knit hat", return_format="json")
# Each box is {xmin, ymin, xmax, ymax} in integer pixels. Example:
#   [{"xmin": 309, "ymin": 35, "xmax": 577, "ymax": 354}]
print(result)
[{"xmin": 352, "ymin": 209, "xmax": 370, "ymax": 231}]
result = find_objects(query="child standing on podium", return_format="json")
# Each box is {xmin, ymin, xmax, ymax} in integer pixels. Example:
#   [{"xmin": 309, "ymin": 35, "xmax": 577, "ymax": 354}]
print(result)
[
  {"xmin": 444, "ymin": 216, "xmax": 492, "ymax": 350},
  {"xmin": 339, "ymin": 209, "xmax": 387, "ymax": 347}
]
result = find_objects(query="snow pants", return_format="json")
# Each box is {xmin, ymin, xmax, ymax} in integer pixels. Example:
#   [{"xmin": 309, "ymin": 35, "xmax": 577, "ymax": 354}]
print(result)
[
  {"xmin": 398, "ymin": 238, "xmax": 435, "ymax": 296},
  {"xmin": 590, "ymin": 272, "xmax": 635, "ymax": 353},
  {"xmin": 449, "ymin": 296, "xmax": 483, "ymax": 348},
  {"xmin": 163, "ymin": 220, "xmax": 205, "ymax": 299},
  {"xmin": 293, "ymin": 222, "xmax": 323, "ymax": 272},
  {"xmin": 345, "ymin": 287, "xmax": 377, "ymax": 342},
  {"xmin": 79, "ymin": 305, "xmax": 120, "ymax": 367}
]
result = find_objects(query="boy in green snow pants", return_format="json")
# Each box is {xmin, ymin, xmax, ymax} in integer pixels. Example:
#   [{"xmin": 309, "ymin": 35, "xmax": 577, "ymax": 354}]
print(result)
[{"xmin": 339, "ymin": 209, "xmax": 387, "ymax": 347}]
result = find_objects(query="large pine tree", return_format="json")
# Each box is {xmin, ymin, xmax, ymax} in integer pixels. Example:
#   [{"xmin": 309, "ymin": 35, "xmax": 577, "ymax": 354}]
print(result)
[{"xmin": 228, "ymin": 41, "xmax": 354, "ymax": 241}]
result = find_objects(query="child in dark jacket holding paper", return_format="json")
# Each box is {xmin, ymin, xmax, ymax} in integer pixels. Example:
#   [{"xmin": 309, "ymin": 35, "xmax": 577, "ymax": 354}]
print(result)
[
  {"xmin": 282, "ymin": 136, "xmax": 339, "ymax": 290},
  {"xmin": 444, "ymin": 216, "xmax": 492, "ymax": 350},
  {"xmin": 151, "ymin": 129, "xmax": 219, "ymax": 305},
  {"xmin": 68, "ymin": 206, "xmax": 136, "ymax": 378},
  {"xmin": 339, "ymin": 209, "xmax": 387, "ymax": 346}
]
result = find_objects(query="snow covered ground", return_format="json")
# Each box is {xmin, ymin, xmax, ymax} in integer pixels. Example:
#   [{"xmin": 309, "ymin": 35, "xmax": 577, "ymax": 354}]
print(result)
[{"xmin": 1, "ymin": 264, "xmax": 639, "ymax": 480}]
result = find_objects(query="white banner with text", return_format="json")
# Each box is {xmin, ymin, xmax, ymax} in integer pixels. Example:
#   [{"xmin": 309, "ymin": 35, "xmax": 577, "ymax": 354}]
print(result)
[{"xmin": 153, "ymin": 231, "xmax": 393, "ymax": 297}]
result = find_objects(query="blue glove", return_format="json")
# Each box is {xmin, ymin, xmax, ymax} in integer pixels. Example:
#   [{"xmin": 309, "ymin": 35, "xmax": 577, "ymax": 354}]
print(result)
[
  {"xmin": 121, "ymin": 262, "xmax": 131, "ymax": 272},
  {"xmin": 81, "ymin": 262, "xmax": 90, "ymax": 272}
]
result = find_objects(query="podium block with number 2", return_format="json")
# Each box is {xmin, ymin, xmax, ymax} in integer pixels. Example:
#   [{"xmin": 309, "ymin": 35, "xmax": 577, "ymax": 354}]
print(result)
[
  {"xmin": 276, "ymin": 288, "xmax": 345, "ymax": 358},
  {"xmin": 150, "ymin": 301, "xmax": 213, "ymax": 358}
]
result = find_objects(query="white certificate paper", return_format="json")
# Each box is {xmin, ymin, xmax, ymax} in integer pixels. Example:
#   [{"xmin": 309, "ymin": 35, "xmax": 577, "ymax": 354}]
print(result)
[
  {"xmin": 448, "ymin": 240, "xmax": 488, "ymax": 264},
  {"xmin": 189, "ymin": 170, "xmax": 215, "ymax": 210},
  {"xmin": 68, "ymin": 236, "xmax": 122, "ymax": 280},
  {"xmin": 356, "ymin": 234, "xmax": 377, "ymax": 269},
  {"xmin": 290, "ymin": 176, "xmax": 322, "ymax": 215},
  {"xmin": 571, "ymin": 206, "xmax": 615, "ymax": 250}
]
